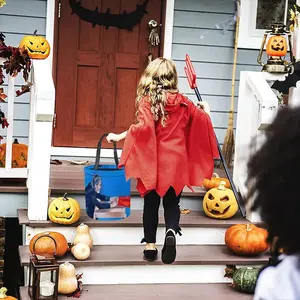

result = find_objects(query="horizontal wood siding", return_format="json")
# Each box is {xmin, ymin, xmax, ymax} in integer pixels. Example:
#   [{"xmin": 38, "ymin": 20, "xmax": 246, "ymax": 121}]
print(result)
[
  {"xmin": 0, "ymin": 0, "xmax": 47, "ymax": 144},
  {"xmin": 172, "ymin": 0, "xmax": 261, "ymax": 145}
]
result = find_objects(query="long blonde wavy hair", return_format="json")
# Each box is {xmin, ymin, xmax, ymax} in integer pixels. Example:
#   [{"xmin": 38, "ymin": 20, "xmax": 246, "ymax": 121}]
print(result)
[{"xmin": 136, "ymin": 57, "xmax": 178, "ymax": 126}]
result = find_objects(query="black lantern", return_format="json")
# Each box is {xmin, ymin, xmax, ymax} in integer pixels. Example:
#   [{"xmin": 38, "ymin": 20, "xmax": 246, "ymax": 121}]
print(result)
[
  {"xmin": 28, "ymin": 234, "xmax": 59, "ymax": 300},
  {"xmin": 257, "ymin": 22, "xmax": 295, "ymax": 73}
]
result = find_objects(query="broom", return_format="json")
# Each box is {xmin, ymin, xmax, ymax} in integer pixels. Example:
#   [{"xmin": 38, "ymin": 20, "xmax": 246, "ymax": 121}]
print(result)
[{"xmin": 221, "ymin": 0, "xmax": 240, "ymax": 168}]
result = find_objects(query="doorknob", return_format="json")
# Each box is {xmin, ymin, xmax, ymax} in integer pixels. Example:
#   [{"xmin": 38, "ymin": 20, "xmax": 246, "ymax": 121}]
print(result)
[{"xmin": 148, "ymin": 20, "xmax": 161, "ymax": 62}]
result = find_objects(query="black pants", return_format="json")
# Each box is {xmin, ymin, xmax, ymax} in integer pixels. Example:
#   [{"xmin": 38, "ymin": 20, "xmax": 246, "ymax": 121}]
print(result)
[{"xmin": 142, "ymin": 187, "xmax": 182, "ymax": 243}]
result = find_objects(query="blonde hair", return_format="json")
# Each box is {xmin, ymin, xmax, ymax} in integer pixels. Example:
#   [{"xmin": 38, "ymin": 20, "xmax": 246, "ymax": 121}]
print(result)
[{"xmin": 136, "ymin": 57, "xmax": 178, "ymax": 126}]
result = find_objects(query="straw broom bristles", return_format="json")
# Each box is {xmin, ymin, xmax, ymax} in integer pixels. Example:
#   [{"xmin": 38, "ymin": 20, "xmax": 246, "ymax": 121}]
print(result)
[{"xmin": 221, "ymin": 0, "xmax": 240, "ymax": 169}]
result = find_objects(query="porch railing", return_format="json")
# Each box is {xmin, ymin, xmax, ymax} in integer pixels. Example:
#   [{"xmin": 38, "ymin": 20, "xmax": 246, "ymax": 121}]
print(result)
[
  {"xmin": 233, "ymin": 71, "xmax": 284, "ymax": 222},
  {"xmin": 0, "ymin": 59, "xmax": 55, "ymax": 221}
]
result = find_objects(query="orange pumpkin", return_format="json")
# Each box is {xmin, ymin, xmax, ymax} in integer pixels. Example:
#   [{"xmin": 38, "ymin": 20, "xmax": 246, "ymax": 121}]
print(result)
[
  {"xmin": 0, "ymin": 287, "xmax": 17, "ymax": 300},
  {"xmin": 0, "ymin": 139, "xmax": 28, "ymax": 168},
  {"xmin": 29, "ymin": 231, "xmax": 69, "ymax": 257},
  {"xmin": 203, "ymin": 173, "xmax": 230, "ymax": 190},
  {"xmin": 225, "ymin": 224, "xmax": 268, "ymax": 256},
  {"xmin": 266, "ymin": 35, "xmax": 288, "ymax": 57}
]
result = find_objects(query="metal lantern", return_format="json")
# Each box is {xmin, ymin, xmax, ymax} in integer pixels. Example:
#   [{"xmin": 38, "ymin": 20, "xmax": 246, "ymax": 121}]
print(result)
[
  {"xmin": 28, "ymin": 235, "xmax": 59, "ymax": 300},
  {"xmin": 257, "ymin": 22, "xmax": 295, "ymax": 73}
]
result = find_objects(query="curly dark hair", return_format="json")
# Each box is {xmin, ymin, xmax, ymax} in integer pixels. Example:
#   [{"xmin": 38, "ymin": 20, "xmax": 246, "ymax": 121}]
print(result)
[{"xmin": 247, "ymin": 106, "xmax": 300, "ymax": 254}]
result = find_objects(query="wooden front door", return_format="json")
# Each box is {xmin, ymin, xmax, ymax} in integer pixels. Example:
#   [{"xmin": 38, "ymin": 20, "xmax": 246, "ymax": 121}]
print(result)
[{"xmin": 53, "ymin": 0, "xmax": 164, "ymax": 147}]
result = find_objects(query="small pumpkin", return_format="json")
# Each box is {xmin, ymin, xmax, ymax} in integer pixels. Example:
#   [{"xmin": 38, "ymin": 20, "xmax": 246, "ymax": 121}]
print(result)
[
  {"xmin": 266, "ymin": 35, "xmax": 288, "ymax": 57},
  {"xmin": 224, "ymin": 265, "xmax": 260, "ymax": 294},
  {"xmin": 225, "ymin": 224, "xmax": 268, "ymax": 256},
  {"xmin": 71, "ymin": 242, "xmax": 90, "ymax": 260},
  {"xmin": 203, "ymin": 173, "xmax": 230, "ymax": 190},
  {"xmin": 29, "ymin": 231, "xmax": 69, "ymax": 257},
  {"xmin": 19, "ymin": 30, "xmax": 50, "ymax": 59},
  {"xmin": 203, "ymin": 181, "xmax": 238, "ymax": 219},
  {"xmin": 48, "ymin": 193, "xmax": 81, "ymax": 225},
  {"xmin": 0, "ymin": 287, "xmax": 17, "ymax": 300},
  {"xmin": 73, "ymin": 223, "xmax": 93, "ymax": 248},
  {"xmin": 58, "ymin": 262, "xmax": 78, "ymax": 295},
  {"xmin": 0, "ymin": 139, "xmax": 28, "ymax": 168}
]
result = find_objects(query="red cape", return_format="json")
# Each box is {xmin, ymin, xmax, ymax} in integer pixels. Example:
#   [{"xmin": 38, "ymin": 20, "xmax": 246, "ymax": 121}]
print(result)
[{"xmin": 119, "ymin": 93, "xmax": 219, "ymax": 197}]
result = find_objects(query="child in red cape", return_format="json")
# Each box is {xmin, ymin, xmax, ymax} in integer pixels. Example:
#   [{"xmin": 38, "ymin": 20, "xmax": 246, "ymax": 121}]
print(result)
[{"xmin": 107, "ymin": 58, "xmax": 219, "ymax": 264}]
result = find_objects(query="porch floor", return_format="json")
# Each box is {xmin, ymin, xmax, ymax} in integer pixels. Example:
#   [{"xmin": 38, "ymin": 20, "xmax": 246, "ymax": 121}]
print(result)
[{"xmin": 0, "ymin": 161, "xmax": 230, "ymax": 196}]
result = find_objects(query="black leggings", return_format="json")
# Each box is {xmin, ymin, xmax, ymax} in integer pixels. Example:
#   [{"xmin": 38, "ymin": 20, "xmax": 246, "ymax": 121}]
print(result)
[{"xmin": 142, "ymin": 187, "xmax": 182, "ymax": 243}]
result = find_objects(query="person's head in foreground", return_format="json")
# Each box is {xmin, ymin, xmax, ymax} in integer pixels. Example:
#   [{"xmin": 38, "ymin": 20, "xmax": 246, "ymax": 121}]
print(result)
[{"xmin": 247, "ymin": 106, "xmax": 300, "ymax": 254}]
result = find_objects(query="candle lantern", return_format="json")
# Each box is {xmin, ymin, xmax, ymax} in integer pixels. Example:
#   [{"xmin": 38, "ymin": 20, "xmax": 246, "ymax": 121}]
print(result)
[
  {"xmin": 28, "ymin": 235, "xmax": 59, "ymax": 300},
  {"xmin": 257, "ymin": 22, "xmax": 295, "ymax": 73}
]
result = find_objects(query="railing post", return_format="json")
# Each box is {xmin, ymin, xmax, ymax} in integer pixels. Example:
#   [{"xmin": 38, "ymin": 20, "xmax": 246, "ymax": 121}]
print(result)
[{"xmin": 27, "ymin": 60, "xmax": 55, "ymax": 221}]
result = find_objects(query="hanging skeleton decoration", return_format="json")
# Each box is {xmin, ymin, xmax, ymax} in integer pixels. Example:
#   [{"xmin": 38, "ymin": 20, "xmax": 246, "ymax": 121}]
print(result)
[
  {"xmin": 69, "ymin": 0, "xmax": 149, "ymax": 30},
  {"xmin": 148, "ymin": 20, "xmax": 160, "ymax": 63}
]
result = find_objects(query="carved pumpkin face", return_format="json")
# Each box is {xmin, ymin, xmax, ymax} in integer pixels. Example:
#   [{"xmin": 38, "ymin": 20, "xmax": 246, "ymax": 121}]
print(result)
[
  {"xmin": 266, "ymin": 35, "xmax": 287, "ymax": 57},
  {"xmin": 48, "ymin": 193, "xmax": 81, "ymax": 225},
  {"xmin": 19, "ymin": 31, "xmax": 50, "ymax": 59},
  {"xmin": 203, "ymin": 181, "xmax": 238, "ymax": 219}
]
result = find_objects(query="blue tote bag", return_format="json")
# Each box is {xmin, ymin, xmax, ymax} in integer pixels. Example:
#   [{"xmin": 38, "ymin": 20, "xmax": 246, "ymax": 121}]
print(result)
[{"xmin": 84, "ymin": 134, "xmax": 131, "ymax": 221}]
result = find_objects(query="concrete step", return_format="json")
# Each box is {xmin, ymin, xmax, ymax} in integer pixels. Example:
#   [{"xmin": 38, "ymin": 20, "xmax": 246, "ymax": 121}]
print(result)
[
  {"xmin": 19, "ymin": 244, "xmax": 269, "ymax": 285},
  {"xmin": 19, "ymin": 283, "xmax": 253, "ymax": 300},
  {"xmin": 19, "ymin": 209, "xmax": 257, "ymax": 245}
]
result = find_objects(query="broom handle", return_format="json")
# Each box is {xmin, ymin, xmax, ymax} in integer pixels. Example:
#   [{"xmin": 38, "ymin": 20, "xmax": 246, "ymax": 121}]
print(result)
[{"xmin": 194, "ymin": 86, "xmax": 246, "ymax": 218}]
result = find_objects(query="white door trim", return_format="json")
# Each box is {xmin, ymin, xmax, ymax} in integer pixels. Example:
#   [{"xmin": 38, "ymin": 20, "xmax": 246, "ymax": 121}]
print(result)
[{"xmin": 47, "ymin": 0, "xmax": 175, "ymax": 157}]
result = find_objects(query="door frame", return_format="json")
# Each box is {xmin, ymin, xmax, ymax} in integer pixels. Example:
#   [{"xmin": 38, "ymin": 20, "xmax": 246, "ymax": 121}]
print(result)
[{"xmin": 46, "ymin": 0, "xmax": 175, "ymax": 158}]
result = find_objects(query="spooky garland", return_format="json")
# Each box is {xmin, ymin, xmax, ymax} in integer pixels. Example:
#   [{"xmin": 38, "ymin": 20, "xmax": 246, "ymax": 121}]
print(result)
[{"xmin": 69, "ymin": 0, "xmax": 149, "ymax": 30}]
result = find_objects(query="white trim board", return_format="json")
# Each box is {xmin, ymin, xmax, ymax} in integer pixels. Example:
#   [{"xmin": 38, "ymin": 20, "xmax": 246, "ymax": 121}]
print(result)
[{"xmin": 46, "ymin": 0, "xmax": 175, "ymax": 157}]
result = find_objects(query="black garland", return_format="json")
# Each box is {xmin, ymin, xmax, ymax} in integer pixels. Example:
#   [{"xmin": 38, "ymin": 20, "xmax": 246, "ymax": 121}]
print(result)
[{"xmin": 69, "ymin": 0, "xmax": 149, "ymax": 31}]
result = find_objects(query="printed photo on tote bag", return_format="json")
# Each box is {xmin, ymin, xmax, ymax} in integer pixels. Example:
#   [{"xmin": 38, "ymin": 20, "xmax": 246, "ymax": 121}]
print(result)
[{"xmin": 84, "ymin": 134, "xmax": 131, "ymax": 221}]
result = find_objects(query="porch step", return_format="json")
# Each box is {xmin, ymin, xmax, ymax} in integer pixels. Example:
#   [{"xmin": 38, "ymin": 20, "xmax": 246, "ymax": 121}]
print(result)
[
  {"xmin": 19, "ymin": 283, "xmax": 253, "ymax": 300},
  {"xmin": 19, "ymin": 244, "xmax": 268, "ymax": 284},
  {"xmin": 19, "ymin": 209, "xmax": 257, "ymax": 245}
]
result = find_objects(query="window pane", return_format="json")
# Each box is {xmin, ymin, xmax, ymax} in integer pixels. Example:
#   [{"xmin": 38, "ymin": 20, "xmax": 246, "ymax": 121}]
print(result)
[{"xmin": 256, "ymin": 0, "xmax": 296, "ymax": 29}]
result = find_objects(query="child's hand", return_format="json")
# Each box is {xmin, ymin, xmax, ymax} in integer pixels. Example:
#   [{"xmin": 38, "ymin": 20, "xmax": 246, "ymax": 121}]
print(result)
[
  {"xmin": 197, "ymin": 101, "xmax": 211, "ymax": 116},
  {"xmin": 106, "ymin": 133, "xmax": 120, "ymax": 143}
]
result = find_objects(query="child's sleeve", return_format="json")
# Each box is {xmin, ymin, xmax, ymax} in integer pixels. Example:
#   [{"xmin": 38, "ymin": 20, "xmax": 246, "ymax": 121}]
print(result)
[{"xmin": 118, "ymin": 98, "xmax": 157, "ymax": 191}]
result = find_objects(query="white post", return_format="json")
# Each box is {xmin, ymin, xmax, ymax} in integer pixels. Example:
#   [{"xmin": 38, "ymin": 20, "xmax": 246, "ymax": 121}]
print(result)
[
  {"xmin": 163, "ymin": 0, "xmax": 175, "ymax": 59},
  {"xmin": 27, "ymin": 60, "xmax": 55, "ymax": 221}
]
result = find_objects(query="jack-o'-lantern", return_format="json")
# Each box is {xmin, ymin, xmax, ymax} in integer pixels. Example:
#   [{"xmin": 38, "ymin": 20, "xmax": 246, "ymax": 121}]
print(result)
[
  {"xmin": 266, "ymin": 35, "xmax": 288, "ymax": 57},
  {"xmin": 0, "ymin": 139, "xmax": 28, "ymax": 168},
  {"xmin": 48, "ymin": 193, "xmax": 81, "ymax": 225},
  {"xmin": 19, "ymin": 30, "xmax": 50, "ymax": 59},
  {"xmin": 203, "ymin": 181, "xmax": 238, "ymax": 219}
]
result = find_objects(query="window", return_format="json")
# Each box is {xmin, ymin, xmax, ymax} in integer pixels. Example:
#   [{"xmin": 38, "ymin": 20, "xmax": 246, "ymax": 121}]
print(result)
[{"xmin": 238, "ymin": 0, "xmax": 296, "ymax": 49}]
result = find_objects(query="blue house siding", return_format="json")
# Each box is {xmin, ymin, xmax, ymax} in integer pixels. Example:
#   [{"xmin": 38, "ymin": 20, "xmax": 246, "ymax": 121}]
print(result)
[
  {"xmin": 172, "ymin": 0, "xmax": 261, "ymax": 145},
  {"xmin": 0, "ymin": 0, "xmax": 47, "ymax": 145}
]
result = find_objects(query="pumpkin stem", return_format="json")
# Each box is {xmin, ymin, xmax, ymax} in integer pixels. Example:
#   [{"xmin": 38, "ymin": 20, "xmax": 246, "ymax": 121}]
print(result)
[
  {"xmin": 212, "ymin": 173, "xmax": 219, "ymax": 178},
  {"xmin": 33, "ymin": 29, "xmax": 38, "ymax": 35},
  {"xmin": 0, "ymin": 287, "xmax": 8, "ymax": 299},
  {"xmin": 63, "ymin": 193, "xmax": 68, "ymax": 200},
  {"xmin": 224, "ymin": 265, "xmax": 237, "ymax": 279},
  {"xmin": 217, "ymin": 181, "xmax": 226, "ymax": 191},
  {"xmin": 13, "ymin": 139, "xmax": 19, "ymax": 144},
  {"xmin": 246, "ymin": 224, "xmax": 252, "ymax": 231}
]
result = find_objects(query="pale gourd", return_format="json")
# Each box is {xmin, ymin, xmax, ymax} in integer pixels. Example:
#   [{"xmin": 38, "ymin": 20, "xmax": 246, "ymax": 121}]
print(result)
[
  {"xmin": 71, "ymin": 242, "xmax": 90, "ymax": 260},
  {"xmin": 73, "ymin": 223, "xmax": 93, "ymax": 248},
  {"xmin": 58, "ymin": 262, "xmax": 78, "ymax": 295}
]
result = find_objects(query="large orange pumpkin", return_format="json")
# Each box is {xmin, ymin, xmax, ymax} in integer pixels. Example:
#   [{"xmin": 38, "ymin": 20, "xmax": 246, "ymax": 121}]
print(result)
[
  {"xmin": 203, "ymin": 173, "xmax": 230, "ymax": 190},
  {"xmin": 225, "ymin": 224, "xmax": 268, "ymax": 256},
  {"xmin": 0, "ymin": 139, "xmax": 28, "ymax": 168},
  {"xmin": 29, "ymin": 231, "xmax": 69, "ymax": 257},
  {"xmin": 266, "ymin": 35, "xmax": 288, "ymax": 57}
]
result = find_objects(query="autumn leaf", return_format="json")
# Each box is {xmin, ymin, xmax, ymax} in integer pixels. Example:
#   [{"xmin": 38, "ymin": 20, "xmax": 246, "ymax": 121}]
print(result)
[
  {"xmin": 0, "ymin": 88, "xmax": 6, "ymax": 102},
  {"xmin": 16, "ymin": 82, "xmax": 32, "ymax": 97}
]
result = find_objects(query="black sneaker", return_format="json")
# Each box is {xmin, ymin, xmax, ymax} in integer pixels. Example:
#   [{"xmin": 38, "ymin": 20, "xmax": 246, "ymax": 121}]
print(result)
[
  {"xmin": 143, "ymin": 248, "xmax": 158, "ymax": 261},
  {"xmin": 162, "ymin": 230, "xmax": 176, "ymax": 264}
]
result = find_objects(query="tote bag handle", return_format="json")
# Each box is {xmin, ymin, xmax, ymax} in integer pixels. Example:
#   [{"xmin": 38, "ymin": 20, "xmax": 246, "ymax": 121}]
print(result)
[{"xmin": 94, "ymin": 133, "xmax": 119, "ymax": 170}]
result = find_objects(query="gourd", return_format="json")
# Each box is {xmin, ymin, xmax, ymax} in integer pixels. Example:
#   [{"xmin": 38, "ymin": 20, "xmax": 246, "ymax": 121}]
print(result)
[
  {"xmin": 225, "ymin": 224, "xmax": 268, "ymax": 255},
  {"xmin": 0, "ymin": 287, "xmax": 17, "ymax": 300},
  {"xmin": 225, "ymin": 265, "xmax": 260, "ymax": 294},
  {"xmin": 48, "ymin": 193, "xmax": 81, "ymax": 225},
  {"xmin": 203, "ymin": 173, "xmax": 230, "ymax": 190},
  {"xmin": 58, "ymin": 262, "xmax": 78, "ymax": 295},
  {"xmin": 0, "ymin": 139, "xmax": 28, "ymax": 168},
  {"xmin": 266, "ymin": 35, "xmax": 287, "ymax": 57},
  {"xmin": 71, "ymin": 242, "xmax": 90, "ymax": 260},
  {"xmin": 73, "ymin": 223, "xmax": 93, "ymax": 248},
  {"xmin": 29, "ymin": 231, "xmax": 69, "ymax": 257},
  {"xmin": 203, "ymin": 181, "xmax": 238, "ymax": 219},
  {"xmin": 19, "ymin": 30, "xmax": 51, "ymax": 59}
]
